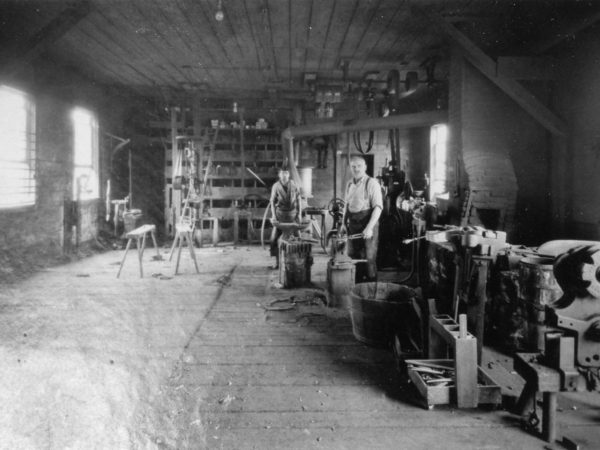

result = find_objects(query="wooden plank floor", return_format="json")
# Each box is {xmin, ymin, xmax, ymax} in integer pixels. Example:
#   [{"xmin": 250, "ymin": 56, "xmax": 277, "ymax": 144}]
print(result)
[{"xmin": 1, "ymin": 245, "xmax": 599, "ymax": 449}]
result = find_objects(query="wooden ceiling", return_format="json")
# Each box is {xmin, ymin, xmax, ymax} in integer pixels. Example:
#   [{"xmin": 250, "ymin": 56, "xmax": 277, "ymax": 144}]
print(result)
[{"xmin": 1, "ymin": 0, "xmax": 598, "ymax": 100}]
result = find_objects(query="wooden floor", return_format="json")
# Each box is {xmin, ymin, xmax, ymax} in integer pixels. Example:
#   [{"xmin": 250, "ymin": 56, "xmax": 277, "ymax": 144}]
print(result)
[{"xmin": 1, "ymin": 244, "xmax": 599, "ymax": 449}]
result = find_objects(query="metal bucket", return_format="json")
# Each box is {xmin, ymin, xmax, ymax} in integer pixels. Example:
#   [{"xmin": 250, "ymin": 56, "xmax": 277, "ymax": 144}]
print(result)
[
  {"xmin": 518, "ymin": 256, "xmax": 563, "ymax": 351},
  {"xmin": 327, "ymin": 260, "xmax": 355, "ymax": 307}
]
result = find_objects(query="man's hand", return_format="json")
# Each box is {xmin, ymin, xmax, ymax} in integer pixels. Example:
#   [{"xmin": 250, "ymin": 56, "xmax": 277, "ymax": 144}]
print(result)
[
  {"xmin": 270, "ymin": 217, "xmax": 278, "ymax": 226},
  {"xmin": 339, "ymin": 225, "xmax": 347, "ymax": 236},
  {"xmin": 362, "ymin": 227, "xmax": 373, "ymax": 239}
]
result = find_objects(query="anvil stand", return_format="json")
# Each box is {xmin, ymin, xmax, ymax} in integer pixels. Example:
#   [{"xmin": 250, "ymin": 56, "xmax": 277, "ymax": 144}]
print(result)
[{"xmin": 273, "ymin": 221, "xmax": 312, "ymax": 287}]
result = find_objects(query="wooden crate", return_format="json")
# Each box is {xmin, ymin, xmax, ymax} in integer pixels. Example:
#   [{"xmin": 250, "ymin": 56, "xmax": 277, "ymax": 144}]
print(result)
[{"xmin": 406, "ymin": 359, "xmax": 502, "ymax": 408}]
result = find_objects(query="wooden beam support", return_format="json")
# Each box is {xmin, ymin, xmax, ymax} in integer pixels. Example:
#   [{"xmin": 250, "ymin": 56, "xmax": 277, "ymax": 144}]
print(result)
[
  {"xmin": 418, "ymin": 8, "xmax": 566, "ymax": 137},
  {"xmin": 1, "ymin": 1, "xmax": 91, "ymax": 77},
  {"xmin": 282, "ymin": 110, "xmax": 447, "ymax": 140}
]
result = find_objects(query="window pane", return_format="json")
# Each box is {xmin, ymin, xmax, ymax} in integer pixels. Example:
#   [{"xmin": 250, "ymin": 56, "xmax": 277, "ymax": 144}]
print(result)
[
  {"xmin": 72, "ymin": 108, "xmax": 98, "ymax": 199},
  {"xmin": 0, "ymin": 86, "xmax": 35, "ymax": 208},
  {"xmin": 430, "ymin": 124, "xmax": 448, "ymax": 200}
]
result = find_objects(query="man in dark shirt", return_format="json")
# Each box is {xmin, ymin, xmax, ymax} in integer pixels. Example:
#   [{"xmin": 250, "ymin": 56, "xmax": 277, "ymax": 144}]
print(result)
[{"xmin": 269, "ymin": 167, "xmax": 301, "ymax": 269}]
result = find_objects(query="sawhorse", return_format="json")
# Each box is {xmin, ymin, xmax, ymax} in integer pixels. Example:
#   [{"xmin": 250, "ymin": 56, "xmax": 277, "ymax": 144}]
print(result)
[
  {"xmin": 117, "ymin": 224, "xmax": 160, "ymax": 278},
  {"xmin": 169, "ymin": 222, "xmax": 200, "ymax": 275}
]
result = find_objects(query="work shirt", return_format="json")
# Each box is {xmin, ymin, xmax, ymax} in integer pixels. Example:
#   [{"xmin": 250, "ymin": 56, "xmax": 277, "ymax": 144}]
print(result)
[
  {"xmin": 270, "ymin": 180, "xmax": 300, "ymax": 212},
  {"xmin": 345, "ymin": 175, "xmax": 383, "ymax": 213}
]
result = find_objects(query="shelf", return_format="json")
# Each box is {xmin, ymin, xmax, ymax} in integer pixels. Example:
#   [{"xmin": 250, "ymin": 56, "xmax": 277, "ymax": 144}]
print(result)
[
  {"xmin": 164, "ymin": 126, "xmax": 282, "ymax": 236},
  {"xmin": 203, "ymin": 150, "xmax": 282, "ymax": 161},
  {"xmin": 205, "ymin": 186, "xmax": 270, "ymax": 198}
]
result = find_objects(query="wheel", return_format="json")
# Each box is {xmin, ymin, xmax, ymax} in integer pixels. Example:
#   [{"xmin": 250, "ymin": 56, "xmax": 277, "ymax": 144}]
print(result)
[{"xmin": 327, "ymin": 197, "xmax": 345, "ymax": 229}]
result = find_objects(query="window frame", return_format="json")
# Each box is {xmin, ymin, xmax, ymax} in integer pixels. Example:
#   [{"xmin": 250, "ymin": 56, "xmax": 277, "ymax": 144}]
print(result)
[
  {"xmin": 0, "ymin": 85, "xmax": 36, "ymax": 210},
  {"xmin": 429, "ymin": 123, "xmax": 448, "ymax": 201},
  {"xmin": 72, "ymin": 107, "xmax": 99, "ymax": 201}
]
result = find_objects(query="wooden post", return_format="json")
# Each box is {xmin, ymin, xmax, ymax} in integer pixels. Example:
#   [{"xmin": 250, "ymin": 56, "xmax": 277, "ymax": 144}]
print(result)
[
  {"xmin": 542, "ymin": 392, "xmax": 557, "ymax": 443},
  {"xmin": 456, "ymin": 313, "xmax": 478, "ymax": 408},
  {"xmin": 170, "ymin": 107, "xmax": 181, "ymax": 236},
  {"xmin": 473, "ymin": 256, "xmax": 492, "ymax": 364},
  {"xmin": 239, "ymin": 108, "xmax": 245, "ymax": 199},
  {"xmin": 193, "ymin": 97, "xmax": 204, "ymax": 217}
]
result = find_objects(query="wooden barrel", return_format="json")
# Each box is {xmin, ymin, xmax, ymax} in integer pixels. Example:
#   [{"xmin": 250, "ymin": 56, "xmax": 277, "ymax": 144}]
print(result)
[{"xmin": 348, "ymin": 282, "xmax": 419, "ymax": 347}]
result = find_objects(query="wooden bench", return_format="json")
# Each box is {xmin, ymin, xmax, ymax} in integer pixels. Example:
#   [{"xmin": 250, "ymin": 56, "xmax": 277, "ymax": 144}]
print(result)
[{"xmin": 116, "ymin": 224, "xmax": 160, "ymax": 278}]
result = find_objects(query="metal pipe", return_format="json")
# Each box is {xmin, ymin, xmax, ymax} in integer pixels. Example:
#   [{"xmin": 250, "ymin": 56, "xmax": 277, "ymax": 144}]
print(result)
[
  {"xmin": 281, "ymin": 110, "xmax": 447, "ymax": 140},
  {"xmin": 246, "ymin": 167, "xmax": 267, "ymax": 186},
  {"xmin": 542, "ymin": 392, "xmax": 557, "ymax": 443},
  {"xmin": 333, "ymin": 136, "xmax": 337, "ymax": 200}
]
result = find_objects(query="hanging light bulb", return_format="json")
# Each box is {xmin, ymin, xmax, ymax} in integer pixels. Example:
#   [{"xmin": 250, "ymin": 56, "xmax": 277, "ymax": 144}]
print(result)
[{"xmin": 215, "ymin": 0, "xmax": 224, "ymax": 21}]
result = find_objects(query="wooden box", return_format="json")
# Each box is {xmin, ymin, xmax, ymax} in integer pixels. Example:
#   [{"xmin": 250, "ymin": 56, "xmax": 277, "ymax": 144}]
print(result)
[{"xmin": 406, "ymin": 359, "xmax": 502, "ymax": 408}]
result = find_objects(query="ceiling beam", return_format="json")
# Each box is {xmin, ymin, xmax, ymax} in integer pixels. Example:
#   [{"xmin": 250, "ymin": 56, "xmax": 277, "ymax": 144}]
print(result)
[
  {"xmin": 420, "ymin": 8, "xmax": 566, "ymax": 137},
  {"xmin": 1, "ymin": 1, "xmax": 91, "ymax": 78},
  {"xmin": 132, "ymin": 85, "xmax": 313, "ymax": 104}
]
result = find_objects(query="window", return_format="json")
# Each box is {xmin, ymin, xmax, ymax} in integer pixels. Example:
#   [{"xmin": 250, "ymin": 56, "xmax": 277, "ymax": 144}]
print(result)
[
  {"xmin": 430, "ymin": 123, "xmax": 448, "ymax": 201},
  {"xmin": 0, "ymin": 86, "xmax": 36, "ymax": 208},
  {"xmin": 72, "ymin": 108, "xmax": 99, "ymax": 200}
]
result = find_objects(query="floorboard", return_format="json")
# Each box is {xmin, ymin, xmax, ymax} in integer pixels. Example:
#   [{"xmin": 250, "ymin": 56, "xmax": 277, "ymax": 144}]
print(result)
[{"xmin": 1, "ymin": 245, "xmax": 599, "ymax": 449}]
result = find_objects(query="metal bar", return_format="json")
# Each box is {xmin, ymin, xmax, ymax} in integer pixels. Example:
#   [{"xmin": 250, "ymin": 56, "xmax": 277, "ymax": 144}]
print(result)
[{"xmin": 542, "ymin": 392, "xmax": 557, "ymax": 443}]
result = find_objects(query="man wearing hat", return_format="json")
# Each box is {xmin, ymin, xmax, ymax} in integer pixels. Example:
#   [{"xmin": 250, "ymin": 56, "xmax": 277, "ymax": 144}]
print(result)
[
  {"xmin": 340, "ymin": 155, "xmax": 383, "ymax": 282},
  {"xmin": 269, "ymin": 166, "xmax": 302, "ymax": 269}
]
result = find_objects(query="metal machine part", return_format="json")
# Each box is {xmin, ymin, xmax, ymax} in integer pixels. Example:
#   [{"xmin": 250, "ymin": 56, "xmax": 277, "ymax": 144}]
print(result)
[
  {"xmin": 513, "ymin": 241, "xmax": 600, "ymax": 443},
  {"xmin": 551, "ymin": 243, "xmax": 600, "ymax": 367}
]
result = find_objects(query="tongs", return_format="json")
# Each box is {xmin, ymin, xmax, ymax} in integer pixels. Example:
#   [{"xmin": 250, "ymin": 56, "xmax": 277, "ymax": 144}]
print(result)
[{"xmin": 348, "ymin": 233, "xmax": 372, "ymax": 240}]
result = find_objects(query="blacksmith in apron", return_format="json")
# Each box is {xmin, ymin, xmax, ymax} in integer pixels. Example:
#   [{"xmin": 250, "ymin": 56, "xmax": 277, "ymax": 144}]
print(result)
[
  {"xmin": 269, "ymin": 167, "xmax": 301, "ymax": 269},
  {"xmin": 341, "ymin": 156, "xmax": 383, "ymax": 282}
]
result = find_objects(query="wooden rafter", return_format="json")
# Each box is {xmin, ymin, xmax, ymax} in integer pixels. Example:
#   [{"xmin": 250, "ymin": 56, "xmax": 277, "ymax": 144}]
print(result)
[
  {"xmin": 99, "ymin": 0, "xmax": 175, "ymax": 85},
  {"xmin": 332, "ymin": 0, "xmax": 359, "ymax": 72},
  {"xmin": 242, "ymin": 0, "xmax": 265, "ymax": 73},
  {"xmin": 347, "ymin": 0, "xmax": 384, "ymax": 63},
  {"xmin": 358, "ymin": 0, "xmax": 405, "ymax": 73},
  {"xmin": 418, "ymin": 7, "xmax": 566, "ymax": 137},
  {"xmin": 288, "ymin": 0, "xmax": 292, "ymax": 86},
  {"xmin": 131, "ymin": 0, "xmax": 190, "ymax": 84},
  {"xmin": 172, "ymin": 0, "xmax": 220, "ymax": 86},
  {"xmin": 316, "ymin": 0, "xmax": 338, "ymax": 71},
  {"xmin": 193, "ymin": 0, "xmax": 244, "ymax": 87},
  {"xmin": 1, "ymin": 1, "xmax": 91, "ymax": 77},
  {"xmin": 264, "ymin": 0, "xmax": 279, "ymax": 80},
  {"xmin": 302, "ymin": 0, "xmax": 314, "ymax": 75}
]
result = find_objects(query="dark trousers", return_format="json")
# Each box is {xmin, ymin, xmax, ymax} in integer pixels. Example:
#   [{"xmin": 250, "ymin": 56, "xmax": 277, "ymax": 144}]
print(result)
[
  {"xmin": 346, "ymin": 209, "xmax": 379, "ymax": 282},
  {"xmin": 269, "ymin": 209, "xmax": 298, "ymax": 259}
]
